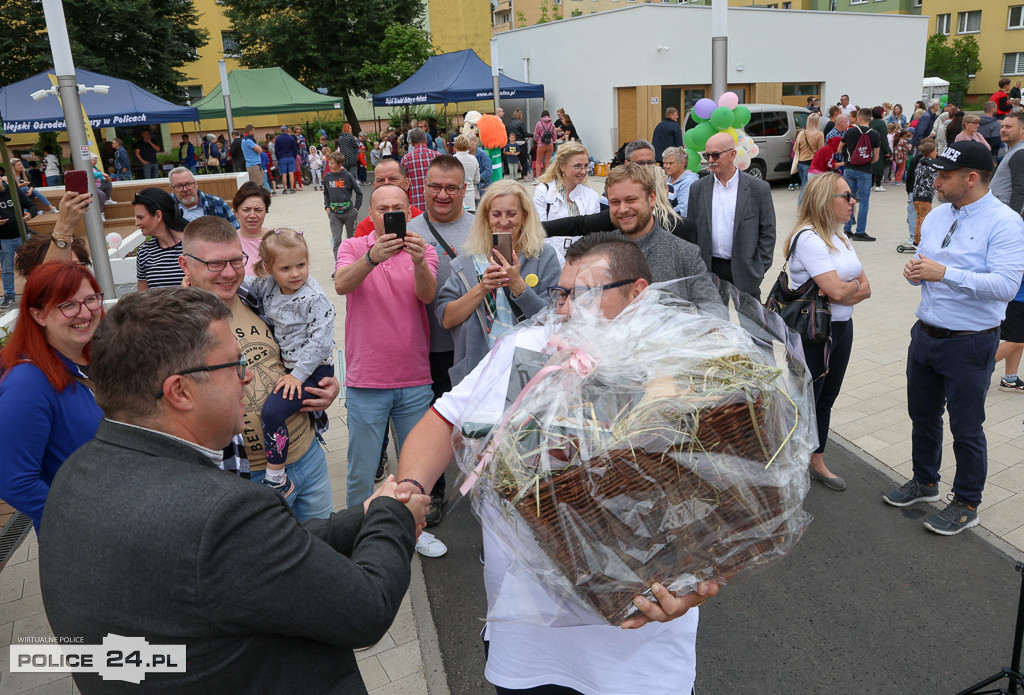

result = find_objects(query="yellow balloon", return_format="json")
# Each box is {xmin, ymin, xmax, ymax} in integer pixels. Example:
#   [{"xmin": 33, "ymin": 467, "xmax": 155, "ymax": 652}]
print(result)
[{"xmin": 726, "ymin": 127, "xmax": 739, "ymax": 143}]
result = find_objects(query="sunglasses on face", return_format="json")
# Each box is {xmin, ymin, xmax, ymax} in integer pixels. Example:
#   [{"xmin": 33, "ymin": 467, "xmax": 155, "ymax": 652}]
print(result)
[
  {"xmin": 833, "ymin": 193, "xmax": 858, "ymax": 203},
  {"xmin": 701, "ymin": 148, "xmax": 735, "ymax": 160}
]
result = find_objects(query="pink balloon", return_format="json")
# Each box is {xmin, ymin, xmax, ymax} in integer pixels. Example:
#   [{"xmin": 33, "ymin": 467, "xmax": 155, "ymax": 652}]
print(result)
[{"xmin": 718, "ymin": 92, "xmax": 739, "ymax": 110}]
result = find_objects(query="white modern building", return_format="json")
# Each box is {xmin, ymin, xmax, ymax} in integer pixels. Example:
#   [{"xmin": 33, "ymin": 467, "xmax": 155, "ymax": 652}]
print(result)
[{"xmin": 494, "ymin": 4, "xmax": 929, "ymax": 162}]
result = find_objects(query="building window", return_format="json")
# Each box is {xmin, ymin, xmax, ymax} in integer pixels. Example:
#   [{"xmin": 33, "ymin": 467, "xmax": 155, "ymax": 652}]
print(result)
[
  {"xmin": 957, "ymin": 10, "xmax": 981, "ymax": 34},
  {"xmin": 1009, "ymin": 5, "xmax": 1024, "ymax": 29},
  {"xmin": 1005, "ymin": 52, "xmax": 1024, "ymax": 75},
  {"xmin": 849, "ymin": 0, "xmax": 868, "ymax": 5},
  {"xmin": 221, "ymin": 31, "xmax": 241, "ymax": 58},
  {"xmin": 936, "ymin": 13, "xmax": 950, "ymax": 34},
  {"xmin": 912, "ymin": 0, "xmax": 921, "ymax": 6},
  {"xmin": 783, "ymin": 1, "xmax": 791, "ymax": 7}
]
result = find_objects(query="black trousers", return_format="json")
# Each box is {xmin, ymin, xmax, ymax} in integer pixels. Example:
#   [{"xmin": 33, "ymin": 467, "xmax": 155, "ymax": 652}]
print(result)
[
  {"xmin": 907, "ymin": 321, "xmax": 998, "ymax": 507},
  {"xmin": 426, "ymin": 350, "xmax": 455, "ymax": 500},
  {"xmin": 802, "ymin": 319, "xmax": 854, "ymax": 454}
]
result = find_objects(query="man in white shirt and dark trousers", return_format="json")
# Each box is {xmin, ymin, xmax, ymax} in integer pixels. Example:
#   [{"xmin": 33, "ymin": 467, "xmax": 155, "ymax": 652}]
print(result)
[
  {"xmin": 883, "ymin": 141, "xmax": 1024, "ymax": 535},
  {"xmin": 686, "ymin": 132, "xmax": 776, "ymax": 300}
]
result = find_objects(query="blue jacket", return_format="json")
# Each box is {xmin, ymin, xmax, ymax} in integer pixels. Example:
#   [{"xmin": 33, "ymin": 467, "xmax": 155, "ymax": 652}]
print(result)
[{"xmin": 0, "ymin": 352, "xmax": 103, "ymax": 531}]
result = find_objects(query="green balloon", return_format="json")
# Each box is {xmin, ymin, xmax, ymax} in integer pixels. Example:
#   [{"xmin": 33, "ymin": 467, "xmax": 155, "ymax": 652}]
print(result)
[
  {"xmin": 686, "ymin": 148, "xmax": 701, "ymax": 172},
  {"xmin": 684, "ymin": 128, "xmax": 698, "ymax": 151},
  {"xmin": 710, "ymin": 106, "xmax": 734, "ymax": 130},
  {"xmin": 692, "ymin": 123, "xmax": 716, "ymax": 150},
  {"xmin": 939, "ymin": 94, "xmax": 948, "ymax": 107},
  {"xmin": 732, "ymin": 105, "xmax": 751, "ymax": 128},
  {"xmin": 692, "ymin": 112, "xmax": 709, "ymax": 124}
]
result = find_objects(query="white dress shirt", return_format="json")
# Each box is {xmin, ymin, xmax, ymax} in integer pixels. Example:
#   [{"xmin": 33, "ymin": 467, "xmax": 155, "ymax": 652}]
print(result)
[{"xmin": 711, "ymin": 168, "xmax": 740, "ymax": 259}]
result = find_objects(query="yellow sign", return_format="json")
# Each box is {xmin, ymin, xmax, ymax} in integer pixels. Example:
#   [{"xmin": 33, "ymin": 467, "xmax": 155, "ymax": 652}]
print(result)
[{"xmin": 48, "ymin": 74, "xmax": 100, "ymax": 163}]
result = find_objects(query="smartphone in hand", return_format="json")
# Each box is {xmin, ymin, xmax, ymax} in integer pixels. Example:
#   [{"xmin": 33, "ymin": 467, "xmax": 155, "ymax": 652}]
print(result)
[
  {"xmin": 64, "ymin": 170, "xmax": 90, "ymax": 195},
  {"xmin": 383, "ymin": 211, "xmax": 406, "ymax": 239},
  {"xmin": 492, "ymin": 232, "xmax": 513, "ymax": 264}
]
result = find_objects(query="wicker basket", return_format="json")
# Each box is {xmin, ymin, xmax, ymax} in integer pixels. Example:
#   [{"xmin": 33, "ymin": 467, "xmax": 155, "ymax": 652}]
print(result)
[{"xmin": 498, "ymin": 389, "xmax": 796, "ymax": 625}]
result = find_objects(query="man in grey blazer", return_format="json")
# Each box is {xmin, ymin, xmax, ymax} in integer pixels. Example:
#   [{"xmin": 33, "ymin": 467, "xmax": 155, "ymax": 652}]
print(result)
[
  {"xmin": 687, "ymin": 132, "xmax": 777, "ymax": 300},
  {"xmin": 39, "ymin": 288, "xmax": 429, "ymax": 694}
]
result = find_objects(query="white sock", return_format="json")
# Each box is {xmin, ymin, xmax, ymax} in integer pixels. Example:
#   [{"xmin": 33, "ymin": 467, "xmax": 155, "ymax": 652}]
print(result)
[{"xmin": 265, "ymin": 468, "xmax": 285, "ymax": 484}]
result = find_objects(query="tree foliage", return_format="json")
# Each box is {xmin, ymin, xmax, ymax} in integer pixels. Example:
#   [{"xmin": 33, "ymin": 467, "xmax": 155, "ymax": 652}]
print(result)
[
  {"xmin": 221, "ymin": 0, "xmax": 427, "ymax": 130},
  {"xmin": 0, "ymin": 0, "xmax": 208, "ymax": 103},
  {"xmin": 924, "ymin": 33, "xmax": 982, "ymax": 103},
  {"xmin": 356, "ymin": 24, "xmax": 436, "ymax": 99}
]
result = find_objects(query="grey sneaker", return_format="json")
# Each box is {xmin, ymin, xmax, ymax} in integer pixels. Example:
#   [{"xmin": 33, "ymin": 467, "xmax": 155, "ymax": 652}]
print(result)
[
  {"xmin": 883, "ymin": 479, "xmax": 941, "ymax": 507},
  {"xmin": 0, "ymin": 296, "xmax": 14, "ymax": 308},
  {"xmin": 924, "ymin": 496, "xmax": 979, "ymax": 536}
]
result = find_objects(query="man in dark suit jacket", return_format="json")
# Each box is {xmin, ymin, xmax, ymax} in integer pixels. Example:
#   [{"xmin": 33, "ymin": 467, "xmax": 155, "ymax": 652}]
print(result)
[
  {"xmin": 38, "ymin": 288, "xmax": 428, "ymax": 695},
  {"xmin": 687, "ymin": 132, "xmax": 776, "ymax": 300},
  {"xmin": 651, "ymin": 107, "xmax": 683, "ymax": 163}
]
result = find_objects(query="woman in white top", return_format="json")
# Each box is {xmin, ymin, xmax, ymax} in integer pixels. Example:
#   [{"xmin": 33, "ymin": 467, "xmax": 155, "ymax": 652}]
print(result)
[
  {"xmin": 785, "ymin": 172, "xmax": 871, "ymax": 492},
  {"xmin": 532, "ymin": 142, "xmax": 600, "ymax": 222},
  {"xmin": 452, "ymin": 135, "xmax": 480, "ymax": 211}
]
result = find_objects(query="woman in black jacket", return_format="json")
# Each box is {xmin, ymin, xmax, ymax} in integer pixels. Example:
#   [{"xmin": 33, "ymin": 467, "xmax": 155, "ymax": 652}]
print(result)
[{"xmin": 508, "ymin": 108, "xmax": 530, "ymax": 181}]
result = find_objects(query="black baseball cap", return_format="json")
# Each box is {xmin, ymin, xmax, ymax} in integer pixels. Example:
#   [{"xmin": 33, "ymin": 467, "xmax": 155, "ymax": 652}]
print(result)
[{"xmin": 932, "ymin": 141, "xmax": 994, "ymax": 172}]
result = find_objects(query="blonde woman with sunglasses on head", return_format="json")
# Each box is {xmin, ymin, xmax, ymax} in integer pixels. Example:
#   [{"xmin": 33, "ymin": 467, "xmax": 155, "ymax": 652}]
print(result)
[{"xmin": 787, "ymin": 172, "xmax": 871, "ymax": 492}]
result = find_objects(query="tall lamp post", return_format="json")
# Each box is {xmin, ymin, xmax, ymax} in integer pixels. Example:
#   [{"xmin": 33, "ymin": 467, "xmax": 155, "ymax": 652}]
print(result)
[
  {"xmin": 711, "ymin": 0, "xmax": 728, "ymax": 101},
  {"xmin": 39, "ymin": 0, "xmax": 115, "ymax": 297},
  {"xmin": 491, "ymin": 37, "xmax": 501, "ymax": 116}
]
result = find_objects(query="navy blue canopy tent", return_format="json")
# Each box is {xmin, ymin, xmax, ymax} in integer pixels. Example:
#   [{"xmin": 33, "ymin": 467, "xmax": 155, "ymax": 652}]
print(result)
[
  {"xmin": 0, "ymin": 68, "xmax": 199, "ymax": 134},
  {"xmin": 372, "ymin": 49, "xmax": 544, "ymax": 107}
]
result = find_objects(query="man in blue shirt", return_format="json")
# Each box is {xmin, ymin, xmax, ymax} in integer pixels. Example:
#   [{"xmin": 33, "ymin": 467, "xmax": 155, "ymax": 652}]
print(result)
[
  {"xmin": 241, "ymin": 125, "xmax": 264, "ymax": 188},
  {"xmin": 112, "ymin": 138, "xmax": 132, "ymax": 180},
  {"xmin": 883, "ymin": 141, "xmax": 1024, "ymax": 535},
  {"xmin": 274, "ymin": 125, "xmax": 299, "ymax": 193}
]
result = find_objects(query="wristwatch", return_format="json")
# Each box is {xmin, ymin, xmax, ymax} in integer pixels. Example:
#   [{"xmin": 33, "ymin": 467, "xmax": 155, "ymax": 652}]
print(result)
[
  {"xmin": 51, "ymin": 233, "xmax": 72, "ymax": 249},
  {"xmin": 364, "ymin": 249, "xmax": 378, "ymax": 268}
]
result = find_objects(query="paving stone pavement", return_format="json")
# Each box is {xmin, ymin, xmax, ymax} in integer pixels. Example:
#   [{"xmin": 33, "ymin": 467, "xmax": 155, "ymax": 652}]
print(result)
[{"xmin": 2, "ymin": 175, "xmax": 1022, "ymax": 693}]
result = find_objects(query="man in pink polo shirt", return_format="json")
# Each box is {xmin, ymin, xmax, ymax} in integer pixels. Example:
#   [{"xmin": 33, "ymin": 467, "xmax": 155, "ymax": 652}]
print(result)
[{"xmin": 334, "ymin": 185, "xmax": 443, "ymax": 556}]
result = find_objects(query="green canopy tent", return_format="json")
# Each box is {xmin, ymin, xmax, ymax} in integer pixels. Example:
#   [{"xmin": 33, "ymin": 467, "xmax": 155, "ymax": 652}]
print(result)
[{"xmin": 193, "ymin": 67, "xmax": 344, "ymax": 120}]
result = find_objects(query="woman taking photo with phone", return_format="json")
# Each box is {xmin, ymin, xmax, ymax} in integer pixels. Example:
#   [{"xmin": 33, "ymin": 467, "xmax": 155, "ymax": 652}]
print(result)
[
  {"xmin": 133, "ymin": 188, "xmax": 187, "ymax": 290},
  {"xmin": 0, "ymin": 261, "xmax": 105, "ymax": 531},
  {"xmin": 784, "ymin": 172, "xmax": 871, "ymax": 492},
  {"xmin": 436, "ymin": 180, "xmax": 560, "ymax": 387}
]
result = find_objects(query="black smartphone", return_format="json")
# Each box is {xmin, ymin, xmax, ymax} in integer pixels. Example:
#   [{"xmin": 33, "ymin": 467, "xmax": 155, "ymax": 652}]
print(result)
[
  {"xmin": 492, "ymin": 232, "xmax": 513, "ymax": 263},
  {"xmin": 383, "ymin": 211, "xmax": 406, "ymax": 239},
  {"xmin": 64, "ymin": 169, "xmax": 90, "ymax": 195}
]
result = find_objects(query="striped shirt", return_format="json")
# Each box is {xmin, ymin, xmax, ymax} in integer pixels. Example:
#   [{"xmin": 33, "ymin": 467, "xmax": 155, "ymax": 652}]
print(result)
[{"xmin": 136, "ymin": 239, "xmax": 185, "ymax": 288}]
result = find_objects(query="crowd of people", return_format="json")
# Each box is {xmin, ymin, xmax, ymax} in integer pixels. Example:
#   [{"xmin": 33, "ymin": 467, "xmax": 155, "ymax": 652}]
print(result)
[{"xmin": 1, "ymin": 86, "xmax": 1023, "ymax": 693}]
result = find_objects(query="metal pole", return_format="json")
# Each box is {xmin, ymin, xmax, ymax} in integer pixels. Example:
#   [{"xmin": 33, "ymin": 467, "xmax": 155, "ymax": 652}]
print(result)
[
  {"xmin": 41, "ymin": 0, "xmax": 115, "ymax": 297},
  {"xmin": 491, "ymin": 37, "xmax": 501, "ymax": 115},
  {"xmin": 711, "ymin": 0, "xmax": 728, "ymax": 101},
  {"xmin": 219, "ymin": 60, "xmax": 234, "ymax": 137}
]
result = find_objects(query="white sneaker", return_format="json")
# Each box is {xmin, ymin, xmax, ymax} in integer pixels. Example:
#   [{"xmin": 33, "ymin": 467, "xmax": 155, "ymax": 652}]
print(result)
[
  {"xmin": 874, "ymin": 185, "xmax": 886, "ymax": 192},
  {"xmin": 415, "ymin": 531, "xmax": 447, "ymax": 558}
]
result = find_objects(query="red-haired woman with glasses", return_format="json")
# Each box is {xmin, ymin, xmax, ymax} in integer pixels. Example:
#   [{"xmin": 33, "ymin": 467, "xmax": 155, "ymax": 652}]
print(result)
[{"xmin": 0, "ymin": 261, "xmax": 105, "ymax": 531}]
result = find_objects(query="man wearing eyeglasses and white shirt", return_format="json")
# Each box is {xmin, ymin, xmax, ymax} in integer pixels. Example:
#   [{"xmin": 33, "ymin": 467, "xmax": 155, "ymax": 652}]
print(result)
[
  {"xmin": 179, "ymin": 216, "xmax": 341, "ymax": 521},
  {"xmin": 883, "ymin": 141, "xmax": 1024, "ymax": 536},
  {"xmin": 168, "ymin": 167, "xmax": 240, "ymax": 229},
  {"xmin": 686, "ymin": 131, "xmax": 776, "ymax": 300}
]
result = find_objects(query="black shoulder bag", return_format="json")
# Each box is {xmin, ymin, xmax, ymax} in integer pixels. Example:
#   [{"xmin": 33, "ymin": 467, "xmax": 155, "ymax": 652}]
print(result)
[{"xmin": 764, "ymin": 228, "xmax": 832, "ymax": 345}]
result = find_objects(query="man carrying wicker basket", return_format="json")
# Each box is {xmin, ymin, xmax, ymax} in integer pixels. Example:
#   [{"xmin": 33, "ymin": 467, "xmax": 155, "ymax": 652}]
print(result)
[{"xmin": 397, "ymin": 234, "xmax": 721, "ymax": 695}]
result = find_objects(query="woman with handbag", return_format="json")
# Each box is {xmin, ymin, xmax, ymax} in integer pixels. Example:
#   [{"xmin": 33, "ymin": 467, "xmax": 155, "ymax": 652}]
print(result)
[
  {"xmin": 784, "ymin": 172, "xmax": 871, "ymax": 491},
  {"xmin": 793, "ymin": 112, "xmax": 824, "ymax": 205},
  {"xmin": 435, "ymin": 180, "xmax": 560, "ymax": 388}
]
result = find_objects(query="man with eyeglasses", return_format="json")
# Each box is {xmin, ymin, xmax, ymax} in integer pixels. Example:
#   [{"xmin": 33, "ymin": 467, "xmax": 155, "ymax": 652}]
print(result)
[
  {"xmin": 335, "ymin": 185, "xmax": 445, "ymax": 557},
  {"xmin": 168, "ymin": 167, "xmax": 239, "ymax": 229},
  {"xmin": 39, "ymin": 287, "xmax": 428, "ymax": 694},
  {"xmin": 407, "ymin": 155, "xmax": 476, "ymax": 528},
  {"xmin": 686, "ymin": 131, "xmax": 776, "ymax": 299},
  {"xmin": 179, "ymin": 216, "xmax": 341, "ymax": 521},
  {"xmin": 884, "ymin": 141, "xmax": 1024, "ymax": 536},
  {"xmin": 396, "ymin": 233, "xmax": 716, "ymax": 695}
]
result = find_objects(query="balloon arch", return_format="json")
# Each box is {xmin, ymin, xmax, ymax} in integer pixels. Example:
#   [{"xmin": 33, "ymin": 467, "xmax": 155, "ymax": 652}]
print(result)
[{"xmin": 683, "ymin": 91, "xmax": 759, "ymax": 172}]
